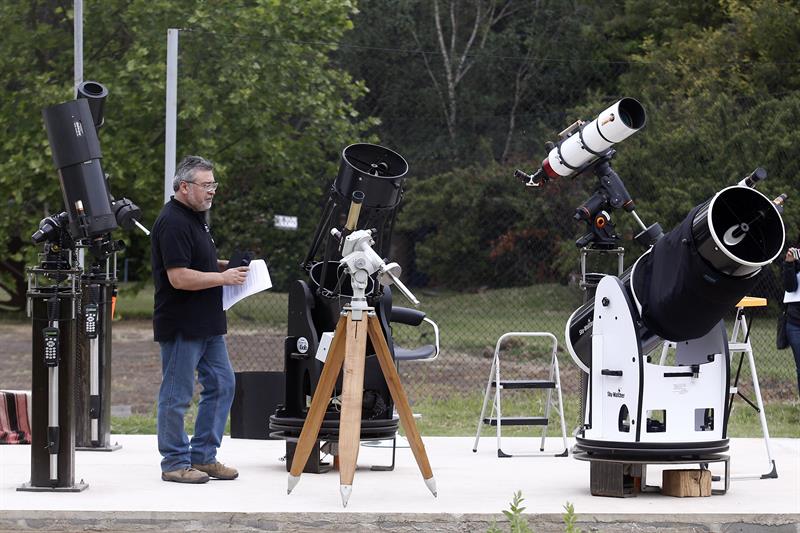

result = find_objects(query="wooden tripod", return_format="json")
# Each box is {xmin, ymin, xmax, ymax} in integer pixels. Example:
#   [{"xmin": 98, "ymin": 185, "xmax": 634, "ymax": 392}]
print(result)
[{"xmin": 286, "ymin": 308, "xmax": 437, "ymax": 506}]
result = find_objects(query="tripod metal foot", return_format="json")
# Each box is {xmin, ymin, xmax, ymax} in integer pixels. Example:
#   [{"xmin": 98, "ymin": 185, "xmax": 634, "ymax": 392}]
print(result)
[
  {"xmin": 424, "ymin": 476, "xmax": 438, "ymax": 497},
  {"xmin": 287, "ymin": 474, "xmax": 300, "ymax": 495},
  {"xmin": 340, "ymin": 484, "xmax": 352, "ymax": 507},
  {"xmin": 761, "ymin": 460, "xmax": 778, "ymax": 479}
]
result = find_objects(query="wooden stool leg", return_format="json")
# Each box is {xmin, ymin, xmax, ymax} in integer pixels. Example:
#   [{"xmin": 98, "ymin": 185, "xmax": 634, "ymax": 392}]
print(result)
[
  {"xmin": 367, "ymin": 315, "xmax": 437, "ymax": 497},
  {"xmin": 287, "ymin": 317, "xmax": 348, "ymax": 491},
  {"xmin": 338, "ymin": 314, "xmax": 368, "ymax": 506}
]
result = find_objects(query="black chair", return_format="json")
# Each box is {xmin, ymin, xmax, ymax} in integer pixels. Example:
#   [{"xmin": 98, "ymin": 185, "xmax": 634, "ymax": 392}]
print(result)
[{"xmin": 365, "ymin": 289, "xmax": 440, "ymax": 471}]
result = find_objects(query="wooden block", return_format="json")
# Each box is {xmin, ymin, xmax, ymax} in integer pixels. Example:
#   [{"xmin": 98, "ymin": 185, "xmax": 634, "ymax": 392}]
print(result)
[
  {"xmin": 590, "ymin": 461, "xmax": 642, "ymax": 497},
  {"xmin": 661, "ymin": 469, "xmax": 711, "ymax": 497}
]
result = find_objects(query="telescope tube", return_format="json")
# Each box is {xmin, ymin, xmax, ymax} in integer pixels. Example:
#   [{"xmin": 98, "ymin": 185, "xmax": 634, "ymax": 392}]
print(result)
[
  {"xmin": 42, "ymin": 98, "xmax": 116, "ymax": 239},
  {"xmin": 632, "ymin": 185, "xmax": 784, "ymax": 340},
  {"xmin": 543, "ymin": 98, "xmax": 646, "ymax": 179},
  {"xmin": 335, "ymin": 144, "xmax": 408, "ymax": 209}
]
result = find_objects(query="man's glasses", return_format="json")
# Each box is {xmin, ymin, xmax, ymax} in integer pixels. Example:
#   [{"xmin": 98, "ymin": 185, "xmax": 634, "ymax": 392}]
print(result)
[{"xmin": 185, "ymin": 180, "xmax": 219, "ymax": 192}]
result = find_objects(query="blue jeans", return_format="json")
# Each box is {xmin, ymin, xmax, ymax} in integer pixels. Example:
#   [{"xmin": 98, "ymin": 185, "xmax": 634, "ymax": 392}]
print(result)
[
  {"xmin": 157, "ymin": 334, "xmax": 235, "ymax": 472},
  {"xmin": 786, "ymin": 321, "xmax": 800, "ymax": 398}
]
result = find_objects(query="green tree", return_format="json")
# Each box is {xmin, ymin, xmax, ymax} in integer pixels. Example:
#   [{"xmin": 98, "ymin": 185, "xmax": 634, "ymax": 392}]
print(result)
[
  {"xmin": 608, "ymin": 0, "xmax": 800, "ymax": 234},
  {"xmin": 396, "ymin": 161, "xmax": 588, "ymax": 288},
  {"xmin": 0, "ymin": 0, "xmax": 374, "ymax": 310},
  {"xmin": 340, "ymin": 0, "xmax": 617, "ymax": 173}
]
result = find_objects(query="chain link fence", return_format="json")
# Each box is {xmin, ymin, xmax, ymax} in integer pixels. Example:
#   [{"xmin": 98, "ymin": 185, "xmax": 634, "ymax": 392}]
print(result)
[{"xmin": 175, "ymin": 28, "xmax": 798, "ymax": 406}]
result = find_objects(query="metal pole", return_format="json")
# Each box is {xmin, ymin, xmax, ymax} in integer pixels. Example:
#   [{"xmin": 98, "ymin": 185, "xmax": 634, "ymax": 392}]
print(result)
[
  {"xmin": 164, "ymin": 28, "xmax": 179, "ymax": 204},
  {"xmin": 74, "ymin": 0, "xmax": 83, "ymax": 94}
]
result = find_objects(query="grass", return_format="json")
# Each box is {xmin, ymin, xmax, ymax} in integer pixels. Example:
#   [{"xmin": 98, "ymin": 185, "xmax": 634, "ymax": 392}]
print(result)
[
  {"xmin": 110, "ymin": 402, "xmax": 231, "ymax": 435},
  {"xmin": 111, "ymin": 392, "xmax": 799, "ymax": 438},
  {"xmin": 117, "ymin": 281, "xmax": 794, "ymax": 386},
  {"xmin": 54, "ymin": 281, "xmax": 800, "ymax": 438},
  {"xmin": 413, "ymin": 391, "xmax": 800, "ymax": 438},
  {"xmin": 114, "ymin": 283, "xmax": 288, "ymax": 326}
]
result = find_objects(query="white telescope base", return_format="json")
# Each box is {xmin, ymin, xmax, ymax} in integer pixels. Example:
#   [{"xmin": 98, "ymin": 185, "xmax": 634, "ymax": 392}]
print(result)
[{"xmin": 575, "ymin": 276, "xmax": 730, "ymax": 458}]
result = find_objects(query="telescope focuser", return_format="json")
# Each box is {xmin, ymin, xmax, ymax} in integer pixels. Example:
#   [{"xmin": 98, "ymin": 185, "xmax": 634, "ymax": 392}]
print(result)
[{"xmin": 739, "ymin": 167, "xmax": 767, "ymax": 188}]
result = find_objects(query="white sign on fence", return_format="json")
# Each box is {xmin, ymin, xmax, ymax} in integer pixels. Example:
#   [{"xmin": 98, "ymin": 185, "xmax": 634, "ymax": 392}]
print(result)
[{"xmin": 274, "ymin": 215, "xmax": 298, "ymax": 230}]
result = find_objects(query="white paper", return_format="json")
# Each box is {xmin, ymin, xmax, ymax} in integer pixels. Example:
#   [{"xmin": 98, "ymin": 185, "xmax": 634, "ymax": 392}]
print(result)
[
  {"xmin": 784, "ymin": 271, "xmax": 800, "ymax": 303},
  {"xmin": 222, "ymin": 259, "xmax": 272, "ymax": 311},
  {"xmin": 315, "ymin": 332, "xmax": 334, "ymax": 363}
]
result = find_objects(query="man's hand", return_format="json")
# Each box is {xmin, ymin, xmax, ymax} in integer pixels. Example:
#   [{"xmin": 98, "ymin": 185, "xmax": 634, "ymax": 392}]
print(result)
[{"xmin": 222, "ymin": 266, "xmax": 249, "ymax": 285}]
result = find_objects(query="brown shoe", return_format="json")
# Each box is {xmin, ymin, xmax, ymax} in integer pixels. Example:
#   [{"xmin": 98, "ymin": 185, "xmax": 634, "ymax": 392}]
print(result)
[
  {"xmin": 161, "ymin": 467, "xmax": 209, "ymax": 484},
  {"xmin": 191, "ymin": 461, "xmax": 239, "ymax": 480}
]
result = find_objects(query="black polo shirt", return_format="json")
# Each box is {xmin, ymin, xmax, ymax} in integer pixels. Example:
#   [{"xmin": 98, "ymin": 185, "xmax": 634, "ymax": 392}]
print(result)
[{"xmin": 151, "ymin": 197, "xmax": 226, "ymax": 342}]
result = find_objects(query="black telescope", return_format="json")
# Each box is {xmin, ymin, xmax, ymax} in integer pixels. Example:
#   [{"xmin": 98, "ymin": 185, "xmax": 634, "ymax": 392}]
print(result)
[
  {"xmin": 303, "ymin": 143, "xmax": 409, "ymax": 299},
  {"xmin": 333, "ymin": 143, "xmax": 408, "ymax": 209},
  {"xmin": 566, "ymin": 183, "xmax": 785, "ymax": 370},
  {"xmin": 272, "ymin": 143, "xmax": 413, "ymax": 472},
  {"xmin": 42, "ymin": 97, "xmax": 116, "ymax": 240}
]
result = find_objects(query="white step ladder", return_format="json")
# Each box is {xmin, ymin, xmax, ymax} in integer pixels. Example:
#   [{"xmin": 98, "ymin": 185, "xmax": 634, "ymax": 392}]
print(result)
[
  {"xmin": 473, "ymin": 332, "xmax": 568, "ymax": 457},
  {"xmin": 658, "ymin": 297, "xmax": 778, "ymax": 480},
  {"xmin": 727, "ymin": 297, "xmax": 778, "ymax": 479}
]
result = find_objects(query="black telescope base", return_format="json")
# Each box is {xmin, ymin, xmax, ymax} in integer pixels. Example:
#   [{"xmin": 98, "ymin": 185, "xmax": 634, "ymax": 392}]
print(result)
[
  {"xmin": 574, "ymin": 437, "xmax": 730, "ymax": 459},
  {"xmin": 269, "ymin": 412, "xmax": 400, "ymax": 441},
  {"xmin": 270, "ymin": 410, "xmax": 400, "ymax": 474},
  {"xmin": 17, "ymin": 481, "xmax": 89, "ymax": 492}
]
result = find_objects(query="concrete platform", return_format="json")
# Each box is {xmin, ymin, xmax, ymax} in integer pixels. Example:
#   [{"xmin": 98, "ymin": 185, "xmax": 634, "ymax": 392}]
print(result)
[{"xmin": 1, "ymin": 435, "xmax": 798, "ymax": 532}]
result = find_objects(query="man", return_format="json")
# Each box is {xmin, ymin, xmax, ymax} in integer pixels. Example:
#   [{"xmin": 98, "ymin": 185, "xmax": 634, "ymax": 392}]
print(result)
[
  {"xmin": 151, "ymin": 155, "xmax": 249, "ymax": 484},
  {"xmin": 783, "ymin": 237, "xmax": 800, "ymax": 397}
]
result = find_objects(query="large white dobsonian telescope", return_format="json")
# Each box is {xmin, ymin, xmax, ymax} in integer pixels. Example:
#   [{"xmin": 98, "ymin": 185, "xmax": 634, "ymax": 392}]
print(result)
[
  {"xmin": 567, "ymin": 181, "xmax": 784, "ymax": 456},
  {"xmin": 519, "ymin": 98, "xmax": 786, "ymax": 460}
]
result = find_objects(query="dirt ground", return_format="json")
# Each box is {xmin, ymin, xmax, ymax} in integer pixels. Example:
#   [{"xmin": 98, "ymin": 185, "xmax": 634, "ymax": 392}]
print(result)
[
  {"xmin": 0, "ymin": 319, "xmax": 585, "ymax": 415},
  {"xmin": 0, "ymin": 320, "xmax": 286, "ymax": 414}
]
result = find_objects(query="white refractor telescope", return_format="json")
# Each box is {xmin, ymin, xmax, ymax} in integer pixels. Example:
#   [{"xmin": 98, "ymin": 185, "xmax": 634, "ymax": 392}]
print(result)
[{"xmin": 518, "ymin": 98, "xmax": 646, "ymax": 187}]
